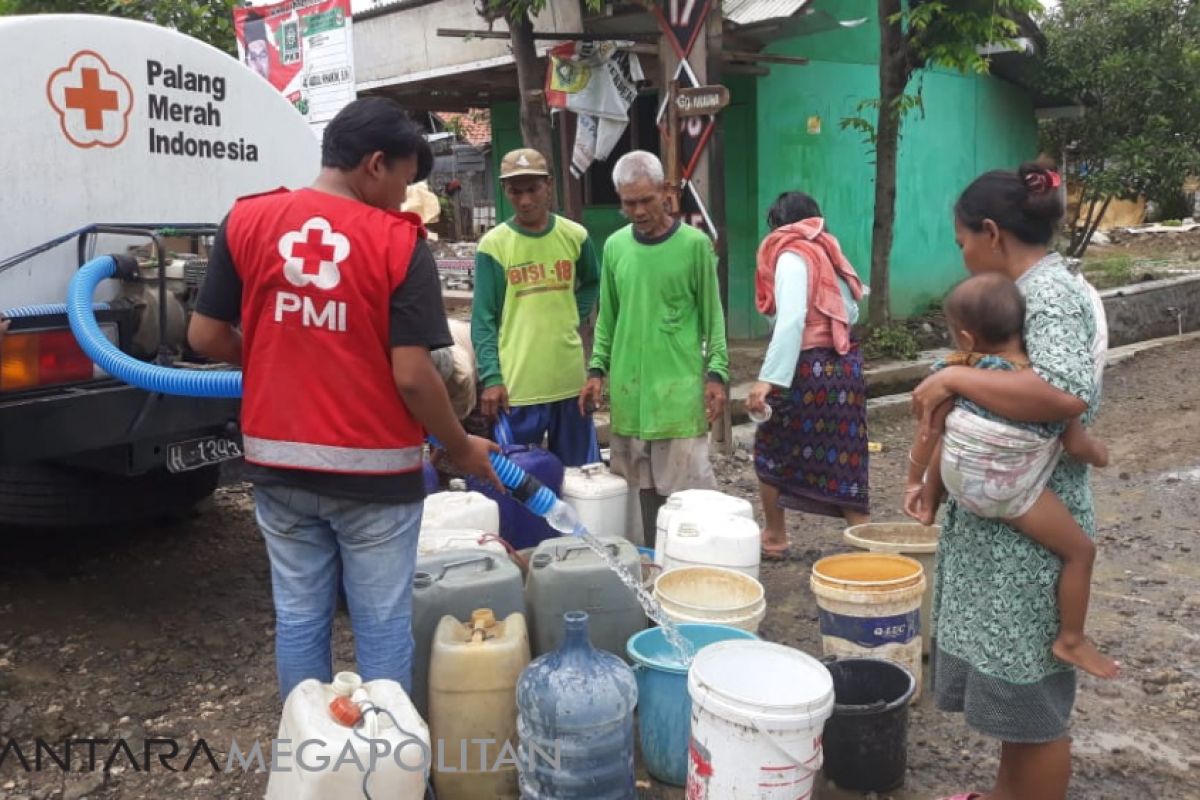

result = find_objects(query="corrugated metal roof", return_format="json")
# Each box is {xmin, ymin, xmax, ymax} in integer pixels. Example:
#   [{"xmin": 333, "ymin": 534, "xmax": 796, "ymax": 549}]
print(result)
[{"xmin": 723, "ymin": 0, "xmax": 812, "ymax": 27}]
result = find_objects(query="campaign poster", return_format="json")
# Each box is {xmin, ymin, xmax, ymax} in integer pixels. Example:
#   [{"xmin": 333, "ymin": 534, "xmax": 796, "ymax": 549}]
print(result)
[{"xmin": 233, "ymin": 0, "xmax": 354, "ymax": 139}]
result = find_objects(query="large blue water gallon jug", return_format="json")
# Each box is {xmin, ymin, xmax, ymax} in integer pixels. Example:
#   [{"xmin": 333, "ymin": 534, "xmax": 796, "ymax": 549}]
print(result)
[
  {"xmin": 468, "ymin": 415, "xmax": 564, "ymax": 550},
  {"xmin": 517, "ymin": 611, "xmax": 637, "ymax": 799}
]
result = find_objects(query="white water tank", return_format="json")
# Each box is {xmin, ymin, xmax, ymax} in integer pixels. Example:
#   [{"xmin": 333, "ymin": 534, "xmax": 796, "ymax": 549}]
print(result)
[
  {"xmin": 655, "ymin": 490, "xmax": 754, "ymax": 566},
  {"xmin": 561, "ymin": 463, "xmax": 639, "ymax": 543},
  {"xmin": 422, "ymin": 482, "xmax": 500, "ymax": 533},
  {"xmin": 265, "ymin": 672, "xmax": 429, "ymax": 800}
]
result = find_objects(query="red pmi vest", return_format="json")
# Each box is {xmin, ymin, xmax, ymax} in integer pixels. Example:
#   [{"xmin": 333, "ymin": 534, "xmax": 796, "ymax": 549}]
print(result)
[{"xmin": 224, "ymin": 187, "xmax": 426, "ymax": 474}]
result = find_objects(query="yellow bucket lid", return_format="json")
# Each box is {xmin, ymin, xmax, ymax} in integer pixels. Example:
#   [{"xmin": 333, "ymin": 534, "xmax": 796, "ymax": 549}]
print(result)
[{"xmin": 811, "ymin": 552, "xmax": 924, "ymax": 592}]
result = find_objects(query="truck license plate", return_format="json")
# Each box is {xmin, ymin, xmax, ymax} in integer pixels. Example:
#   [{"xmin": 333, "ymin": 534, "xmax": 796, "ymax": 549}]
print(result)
[{"xmin": 166, "ymin": 435, "xmax": 243, "ymax": 473}]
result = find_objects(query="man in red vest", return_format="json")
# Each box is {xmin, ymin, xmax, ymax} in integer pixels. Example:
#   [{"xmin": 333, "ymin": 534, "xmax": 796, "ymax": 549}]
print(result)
[{"xmin": 188, "ymin": 97, "xmax": 498, "ymax": 702}]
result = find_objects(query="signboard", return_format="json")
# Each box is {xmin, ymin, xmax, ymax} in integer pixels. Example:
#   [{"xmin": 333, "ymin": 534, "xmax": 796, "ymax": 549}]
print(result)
[
  {"xmin": 655, "ymin": 0, "xmax": 713, "ymax": 61},
  {"xmin": 675, "ymin": 85, "xmax": 729, "ymax": 117},
  {"xmin": 233, "ymin": 0, "xmax": 354, "ymax": 139},
  {"xmin": 657, "ymin": 65, "xmax": 717, "ymax": 183}
]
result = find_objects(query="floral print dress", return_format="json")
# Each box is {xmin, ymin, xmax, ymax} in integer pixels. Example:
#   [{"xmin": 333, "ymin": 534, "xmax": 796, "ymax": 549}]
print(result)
[{"xmin": 931, "ymin": 253, "xmax": 1100, "ymax": 743}]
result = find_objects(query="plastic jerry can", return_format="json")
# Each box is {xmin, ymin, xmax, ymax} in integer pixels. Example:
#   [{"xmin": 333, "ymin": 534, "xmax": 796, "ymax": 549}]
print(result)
[
  {"xmin": 430, "ymin": 609, "xmax": 530, "ymax": 800},
  {"xmin": 417, "ymin": 527, "xmax": 508, "ymax": 558},
  {"xmin": 411, "ymin": 550, "xmax": 525, "ymax": 720},
  {"xmin": 655, "ymin": 490, "xmax": 754, "ymax": 566},
  {"xmin": 469, "ymin": 444, "xmax": 564, "ymax": 550},
  {"xmin": 659, "ymin": 510, "xmax": 762, "ymax": 579},
  {"xmin": 265, "ymin": 671, "xmax": 429, "ymax": 800},
  {"xmin": 561, "ymin": 462, "xmax": 640, "ymax": 544},
  {"xmin": 422, "ymin": 481, "xmax": 500, "ymax": 533},
  {"xmin": 517, "ymin": 611, "xmax": 637, "ymax": 799},
  {"xmin": 525, "ymin": 536, "xmax": 646, "ymax": 659}
]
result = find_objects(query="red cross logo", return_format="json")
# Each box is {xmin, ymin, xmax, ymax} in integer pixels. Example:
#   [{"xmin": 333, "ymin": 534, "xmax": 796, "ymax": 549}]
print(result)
[
  {"xmin": 292, "ymin": 227, "xmax": 338, "ymax": 276},
  {"xmin": 64, "ymin": 68, "xmax": 120, "ymax": 131},
  {"xmin": 279, "ymin": 218, "xmax": 350, "ymax": 290},
  {"xmin": 47, "ymin": 51, "xmax": 133, "ymax": 149}
]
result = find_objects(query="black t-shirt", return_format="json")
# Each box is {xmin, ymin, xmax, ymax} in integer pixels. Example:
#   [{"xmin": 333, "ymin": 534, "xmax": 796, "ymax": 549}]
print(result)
[{"xmin": 195, "ymin": 215, "xmax": 451, "ymax": 504}]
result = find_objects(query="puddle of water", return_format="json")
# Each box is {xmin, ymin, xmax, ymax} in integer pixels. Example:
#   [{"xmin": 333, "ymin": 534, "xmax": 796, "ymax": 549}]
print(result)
[
  {"xmin": 1075, "ymin": 730, "xmax": 1194, "ymax": 772},
  {"xmin": 1161, "ymin": 466, "xmax": 1200, "ymax": 483}
]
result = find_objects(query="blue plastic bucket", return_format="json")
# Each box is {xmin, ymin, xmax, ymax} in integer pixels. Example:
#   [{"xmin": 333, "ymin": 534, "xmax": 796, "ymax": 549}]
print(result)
[{"xmin": 626, "ymin": 623, "xmax": 757, "ymax": 786}]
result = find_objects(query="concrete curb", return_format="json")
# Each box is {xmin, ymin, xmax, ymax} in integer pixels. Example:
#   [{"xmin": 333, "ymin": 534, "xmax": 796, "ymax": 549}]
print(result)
[{"xmin": 592, "ymin": 330, "xmax": 1200, "ymax": 445}]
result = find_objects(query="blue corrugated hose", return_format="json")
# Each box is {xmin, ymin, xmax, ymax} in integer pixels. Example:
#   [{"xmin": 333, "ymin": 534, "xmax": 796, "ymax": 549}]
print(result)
[
  {"xmin": 65, "ymin": 255, "xmax": 242, "ymax": 398},
  {"xmin": 4, "ymin": 302, "xmax": 109, "ymax": 318}
]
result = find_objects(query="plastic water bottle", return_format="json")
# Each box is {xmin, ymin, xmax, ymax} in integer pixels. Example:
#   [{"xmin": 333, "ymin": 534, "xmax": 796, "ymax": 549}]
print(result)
[{"xmin": 516, "ymin": 611, "xmax": 637, "ymax": 799}]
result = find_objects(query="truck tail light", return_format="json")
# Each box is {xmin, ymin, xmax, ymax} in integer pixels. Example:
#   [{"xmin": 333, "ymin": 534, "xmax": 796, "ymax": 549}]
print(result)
[{"xmin": 1, "ymin": 325, "xmax": 116, "ymax": 392}]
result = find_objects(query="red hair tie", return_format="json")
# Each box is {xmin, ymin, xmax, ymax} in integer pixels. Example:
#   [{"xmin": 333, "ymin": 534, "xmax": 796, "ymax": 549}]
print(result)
[{"xmin": 1024, "ymin": 169, "xmax": 1062, "ymax": 194}]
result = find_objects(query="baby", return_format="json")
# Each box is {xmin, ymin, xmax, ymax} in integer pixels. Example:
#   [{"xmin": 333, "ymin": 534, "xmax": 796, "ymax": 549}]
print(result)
[{"xmin": 906, "ymin": 272, "xmax": 1118, "ymax": 679}]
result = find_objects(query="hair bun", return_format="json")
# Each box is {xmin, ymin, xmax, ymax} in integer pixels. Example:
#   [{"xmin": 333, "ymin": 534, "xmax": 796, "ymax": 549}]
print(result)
[{"xmin": 1018, "ymin": 162, "xmax": 1062, "ymax": 196}]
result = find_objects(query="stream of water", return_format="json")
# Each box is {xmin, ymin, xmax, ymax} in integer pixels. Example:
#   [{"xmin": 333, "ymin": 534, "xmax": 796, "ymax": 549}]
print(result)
[{"xmin": 545, "ymin": 499, "xmax": 696, "ymax": 665}]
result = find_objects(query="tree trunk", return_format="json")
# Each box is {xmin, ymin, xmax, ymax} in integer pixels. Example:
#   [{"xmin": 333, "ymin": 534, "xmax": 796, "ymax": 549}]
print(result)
[
  {"xmin": 1072, "ymin": 195, "xmax": 1112, "ymax": 258},
  {"xmin": 506, "ymin": 10, "xmax": 558, "ymax": 209},
  {"xmin": 868, "ymin": 0, "xmax": 909, "ymax": 329}
]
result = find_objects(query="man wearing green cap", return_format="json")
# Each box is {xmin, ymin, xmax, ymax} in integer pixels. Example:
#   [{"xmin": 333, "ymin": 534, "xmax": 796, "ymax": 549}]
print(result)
[{"xmin": 471, "ymin": 148, "xmax": 602, "ymax": 466}]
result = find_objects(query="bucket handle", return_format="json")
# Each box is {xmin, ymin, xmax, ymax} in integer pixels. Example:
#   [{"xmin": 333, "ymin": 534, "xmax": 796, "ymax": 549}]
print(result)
[
  {"xmin": 695, "ymin": 683, "xmax": 825, "ymax": 777},
  {"xmin": 751, "ymin": 718, "xmax": 824, "ymax": 776}
]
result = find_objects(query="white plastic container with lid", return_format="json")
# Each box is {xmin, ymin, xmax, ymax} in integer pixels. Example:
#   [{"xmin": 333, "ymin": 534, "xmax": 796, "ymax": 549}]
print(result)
[
  {"xmin": 418, "ymin": 527, "xmax": 507, "ymax": 557},
  {"xmin": 655, "ymin": 490, "xmax": 754, "ymax": 567},
  {"xmin": 660, "ymin": 511, "xmax": 761, "ymax": 579},
  {"xmin": 561, "ymin": 462, "xmax": 639, "ymax": 543},
  {"xmin": 266, "ymin": 671, "xmax": 429, "ymax": 800},
  {"xmin": 686, "ymin": 641, "xmax": 834, "ymax": 800},
  {"xmin": 422, "ymin": 480, "xmax": 500, "ymax": 533}
]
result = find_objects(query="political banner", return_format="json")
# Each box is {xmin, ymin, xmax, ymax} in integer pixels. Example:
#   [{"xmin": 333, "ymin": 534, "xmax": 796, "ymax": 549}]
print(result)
[
  {"xmin": 545, "ymin": 41, "xmax": 644, "ymax": 178},
  {"xmin": 233, "ymin": 0, "xmax": 354, "ymax": 139}
]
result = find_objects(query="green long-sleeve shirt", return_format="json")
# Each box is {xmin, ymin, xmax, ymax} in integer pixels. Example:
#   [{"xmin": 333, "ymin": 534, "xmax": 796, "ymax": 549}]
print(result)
[
  {"xmin": 590, "ymin": 220, "xmax": 729, "ymax": 440},
  {"xmin": 471, "ymin": 215, "xmax": 601, "ymax": 405}
]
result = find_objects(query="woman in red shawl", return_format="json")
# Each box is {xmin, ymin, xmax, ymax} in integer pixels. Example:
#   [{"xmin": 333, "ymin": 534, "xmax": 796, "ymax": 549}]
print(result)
[{"xmin": 748, "ymin": 192, "xmax": 870, "ymax": 559}]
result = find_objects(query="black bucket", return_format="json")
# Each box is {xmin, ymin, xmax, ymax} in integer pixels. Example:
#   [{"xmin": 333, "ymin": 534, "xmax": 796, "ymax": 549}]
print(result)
[{"xmin": 821, "ymin": 657, "xmax": 916, "ymax": 793}]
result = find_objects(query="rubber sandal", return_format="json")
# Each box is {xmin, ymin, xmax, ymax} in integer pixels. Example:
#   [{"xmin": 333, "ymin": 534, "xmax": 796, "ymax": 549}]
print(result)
[{"xmin": 760, "ymin": 534, "xmax": 791, "ymax": 561}]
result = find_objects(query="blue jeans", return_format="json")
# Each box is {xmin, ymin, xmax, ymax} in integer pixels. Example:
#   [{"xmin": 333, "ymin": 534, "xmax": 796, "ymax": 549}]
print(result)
[
  {"xmin": 254, "ymin": 485, "xmax": 422, "ymax": 702},
  {"xmin": 506, "ymin": 398, "xmax": 600, "ymax": 467}
]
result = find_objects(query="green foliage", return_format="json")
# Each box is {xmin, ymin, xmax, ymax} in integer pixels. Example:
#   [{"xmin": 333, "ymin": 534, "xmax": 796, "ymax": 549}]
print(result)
[
  {"xmin": 863, "ymin": 323, "xmax": 921, "ymax": 362},
  {"xmin": 1081, "ymin": 254, "xmax": 1134, "ymax": 289},
  {"xmin": 840, "ymin": 1, "xmax": 1040, "ymax": 148},
  {"xmin": 0, "ymin": 0, "xmax": 237, "ymax": 52},
  {"xmin": 480, "ymin": 0, "xmax": 602, "ymax": 22},
  {"xmin": 840, "ymin": 91, "xmax": 925, "ymax": 149},
  {"xmin": 1038, "ymin": 0, "xmax": 1200, "ymax": 256}
]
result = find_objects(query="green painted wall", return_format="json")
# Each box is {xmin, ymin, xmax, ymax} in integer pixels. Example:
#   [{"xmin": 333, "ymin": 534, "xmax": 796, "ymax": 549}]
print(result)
[{"xmin": 741, "ymin": 0, "xmax": 1040, "ymax": 333}]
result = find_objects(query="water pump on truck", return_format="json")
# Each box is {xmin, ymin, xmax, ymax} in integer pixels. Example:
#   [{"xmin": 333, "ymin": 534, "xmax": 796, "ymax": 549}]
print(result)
[{"xmin": 0, "ymin": 14, "xmax": 319, "ymax": 527}]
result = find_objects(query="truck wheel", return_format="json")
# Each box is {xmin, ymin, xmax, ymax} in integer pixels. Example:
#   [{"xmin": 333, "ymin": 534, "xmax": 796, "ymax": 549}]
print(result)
[{"xmin": 0, "ymin": 464, "xmax": 219, "ymax": 528}]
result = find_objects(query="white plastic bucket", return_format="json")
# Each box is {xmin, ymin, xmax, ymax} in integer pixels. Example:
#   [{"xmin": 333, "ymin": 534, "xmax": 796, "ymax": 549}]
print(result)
[
  {"xmin": 654, "ymin": 566, "xmax": 766, "ymax": 633},
  {"xmin": 844, "ymin": 522, "xmax": 940, "ymax": 655},
  {"xmin": 810, "ymin": 553, "xmax": 926, "ymax": 699},
  {"xmin": 686, "ymin": 640, "xmax": 834, "ymax": 800}
]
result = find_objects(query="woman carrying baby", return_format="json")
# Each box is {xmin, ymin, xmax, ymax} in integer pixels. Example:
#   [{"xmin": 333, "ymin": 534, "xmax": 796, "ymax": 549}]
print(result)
[{"xmin": 912, "ymin": 162, "xmax": 1114, "ymax": 800}]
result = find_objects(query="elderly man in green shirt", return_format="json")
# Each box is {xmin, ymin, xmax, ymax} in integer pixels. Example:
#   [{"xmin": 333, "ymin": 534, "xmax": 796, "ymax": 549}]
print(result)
[{"xmin": 580, "ymin": 150, "xmax": 729, "ymax": 545}]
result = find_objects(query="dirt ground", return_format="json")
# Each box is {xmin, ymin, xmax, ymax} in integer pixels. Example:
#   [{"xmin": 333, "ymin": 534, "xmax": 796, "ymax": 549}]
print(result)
[{"xmin": 1, "ymin": 340, "xmax": 1199, "ymax": 800}]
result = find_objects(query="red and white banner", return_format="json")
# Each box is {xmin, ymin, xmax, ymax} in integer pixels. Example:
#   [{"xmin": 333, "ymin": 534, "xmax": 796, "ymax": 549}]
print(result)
[{"xmin": 233, "ymin": 0, "xmax": 354, "ymax": 139}]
